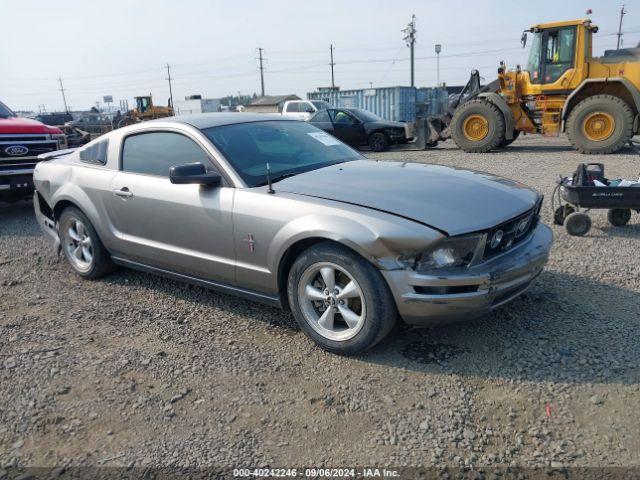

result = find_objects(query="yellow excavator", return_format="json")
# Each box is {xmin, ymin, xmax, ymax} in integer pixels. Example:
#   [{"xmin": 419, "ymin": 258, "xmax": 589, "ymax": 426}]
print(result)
[
  {"xmin": 428, "ymin": 18, "xmax": 640, "ymax": 154},
  {"xmin": 120, "ymin": 95, "xmax": 174, "ymax": 127}
]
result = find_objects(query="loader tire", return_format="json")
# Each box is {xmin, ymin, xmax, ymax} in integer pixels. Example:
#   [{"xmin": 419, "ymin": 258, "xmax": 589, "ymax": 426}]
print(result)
[
  {"xmin": 451, "ymin": 99, "xmax": 505, "ymax": 153},
  {"xmin": 499, "ymin": 130, "xmax": 520, "ymax": 147},
  {"xmin": 566, "ymin": 94, "xmax": 634, "ymax": 154}
]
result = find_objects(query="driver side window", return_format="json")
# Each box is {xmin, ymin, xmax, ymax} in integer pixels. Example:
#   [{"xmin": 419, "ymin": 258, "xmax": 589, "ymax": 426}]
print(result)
[
  {"xmin": 330, "ymin": 110, "xmax": 356, "ymax": 125},
  {"xmin": 121, "ymin": 131, "xmax": 212, "ymax": 177}
]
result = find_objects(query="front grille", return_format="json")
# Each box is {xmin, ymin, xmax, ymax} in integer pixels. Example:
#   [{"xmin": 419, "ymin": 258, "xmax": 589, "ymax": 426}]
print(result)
[
  {"xmin": 0, "ymin": 141, "xmax": 57, "ymax": 158},
  {"xmin": 483, "ymin": 197, "xmax": 542, "ymax": 260}
]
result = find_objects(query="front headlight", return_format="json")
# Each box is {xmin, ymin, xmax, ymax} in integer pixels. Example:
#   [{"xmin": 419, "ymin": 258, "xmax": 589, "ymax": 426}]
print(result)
[{"xmin": 398, "ymin": 234, "xmax": 484, "ymax": 272}]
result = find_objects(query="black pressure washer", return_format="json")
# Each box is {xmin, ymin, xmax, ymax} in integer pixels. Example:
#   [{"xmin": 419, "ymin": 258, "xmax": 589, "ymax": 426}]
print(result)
[{"xmin": 552, "ymin": 145, "xmax": 640, "ymax": 236}]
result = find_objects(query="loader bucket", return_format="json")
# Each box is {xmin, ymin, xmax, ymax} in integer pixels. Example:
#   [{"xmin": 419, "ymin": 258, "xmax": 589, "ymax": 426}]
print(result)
[{"xmin": 395, "ymin": 117, "xmax": 448, "ymax": 151}]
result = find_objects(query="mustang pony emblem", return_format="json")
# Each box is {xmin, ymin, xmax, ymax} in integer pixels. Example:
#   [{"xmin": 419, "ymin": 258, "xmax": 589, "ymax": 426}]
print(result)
[{"xmin": 243, "ymin": 234, "xmax": 256, "ymax": 253}]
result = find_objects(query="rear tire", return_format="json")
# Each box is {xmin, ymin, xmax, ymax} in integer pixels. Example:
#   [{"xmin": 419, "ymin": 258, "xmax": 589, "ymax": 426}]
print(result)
[
  {"xmin": 564, "ymin": 212, "xmax": 592, "ymax": 236},
  {"xmin": 451, "ymin": 99, "xmax": 505, "ymax": 153},
  {"xmin": 368, "ymin": 132, "xmax": 389, "ymax": 152},
  {"xmin": 607, "ymin": 208, "xmax": 631, "ymax": 227},
  {"xmin": 287, "ymin": 242, "xmax": 397, "ymax": 355},
  {"xmin": 566, "ymin": 95, "xmax": 634, "ymax": 154},
  {"xmin": 59, "ymin": 207, "xmax": 114, "ymax": 279}
]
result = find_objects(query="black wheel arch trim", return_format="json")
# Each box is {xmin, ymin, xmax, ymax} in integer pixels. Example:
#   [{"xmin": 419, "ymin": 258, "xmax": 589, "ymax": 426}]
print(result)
[
  {"xmin": 475, "ymin": 92, "xmax": 515, "ymax": 140},
  {"xmin": 561, "ymin": 78, "xmax": 640, "ymax": 126}
]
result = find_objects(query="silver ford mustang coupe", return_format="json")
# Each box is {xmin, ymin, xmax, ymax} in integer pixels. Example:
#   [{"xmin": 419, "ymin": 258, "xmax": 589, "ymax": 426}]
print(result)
[{"xmin": 33, "ymin": 114, "xmax": 552, "ymax": 354}]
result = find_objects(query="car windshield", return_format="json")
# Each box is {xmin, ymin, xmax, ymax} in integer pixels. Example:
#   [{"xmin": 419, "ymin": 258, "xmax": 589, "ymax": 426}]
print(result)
[
  {"xmin": 203, "ymin": 120, "xmax": 363, "ymax": 187},
  {"xmin": 311, "ymin": 101, "xmax": 331, "ymax": 110},
  {"xmin": 0, "ymin": 101, "xmax": 15, "ymax": 118},
  {"xmin": 351, "ymin": 109, "xmax": 382, "ymax": 122}
]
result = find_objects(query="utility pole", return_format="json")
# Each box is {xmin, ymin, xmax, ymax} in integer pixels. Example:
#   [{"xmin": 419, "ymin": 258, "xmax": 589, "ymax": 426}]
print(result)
[
  {"xmin": 402, "ymin": 15, "xmax": 417, "ymax": 87},
  {"xmin": 616, "ymin": 5, "xmax": 626, "ymax": 49},
  {"xmin": 58, "ymin": 77, "xmax": 69, "ymax": 113},
  {"xmin": 329, "ymin": 44, "xmax": 336, "ymax": 88},
  {"xmin": 257, "ymin": 48, "xmax": 265, "ymax": 97},
  {"xmin": 166, "ymin": 64, "xmax": 174, "ymax": 112},
  {"xmin": 435, "ymin": 44, "xmax": 442, "ymax": 87}
]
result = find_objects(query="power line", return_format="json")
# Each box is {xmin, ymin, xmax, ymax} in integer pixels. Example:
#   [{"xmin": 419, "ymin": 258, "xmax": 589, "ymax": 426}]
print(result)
[
  {"xmin": 58, "ymin": 77, "xmax": 69, "ymax": 113},
  {"xmin": 166, "ymin": 63, "xmax": 174, "ymax": 111},
  {"xmin": 402, "ymin": 14, "xmax": 416, "ymax": 87},
  {"xmin": 617, "ymin": 4, "xmax": 626, "ymax": 49},
  {"xmin": 257, "ymin": 48, "xmax": 265, "ymax": 96},
  {"xmin": 329, "ymin": 44, "xmax": 336, "ymax": 88}
]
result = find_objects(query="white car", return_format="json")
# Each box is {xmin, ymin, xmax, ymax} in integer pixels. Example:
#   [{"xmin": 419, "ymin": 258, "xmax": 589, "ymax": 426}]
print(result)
[{"xmin": 282, "ymin": 100, "xmax": 331, "ymax": 120}]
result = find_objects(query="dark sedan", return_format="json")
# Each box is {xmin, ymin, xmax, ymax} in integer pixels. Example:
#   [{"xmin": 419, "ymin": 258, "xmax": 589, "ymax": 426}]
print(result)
[{"xmin": 307, "ymin": 108, "xmax": 409, "ymax": 152}]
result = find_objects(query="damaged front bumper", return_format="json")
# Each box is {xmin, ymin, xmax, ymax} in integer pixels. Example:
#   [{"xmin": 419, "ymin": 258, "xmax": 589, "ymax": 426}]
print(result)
[
  {"xmin": 382, "ymin": 223, "xmax": 553, "ymax": 326},
  {"xmin": 33, "ymin": 192, "xmax": 61, "ymax": 254}
]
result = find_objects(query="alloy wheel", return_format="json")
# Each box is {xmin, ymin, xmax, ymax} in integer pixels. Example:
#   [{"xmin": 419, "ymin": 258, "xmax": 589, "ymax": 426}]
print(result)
[
  {"xmin": 297, "ymin": 262, "xmax": 366, "ymax": 341},
  {"xmin": 63, "ymin": 218, "xmax": 94, "ymax": 272}
]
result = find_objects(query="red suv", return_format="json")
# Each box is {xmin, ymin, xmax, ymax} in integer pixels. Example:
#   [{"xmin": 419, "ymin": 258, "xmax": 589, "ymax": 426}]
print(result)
[{"xmin": 1, "ymin": 100, "xmax": 66, "ymax": 201}]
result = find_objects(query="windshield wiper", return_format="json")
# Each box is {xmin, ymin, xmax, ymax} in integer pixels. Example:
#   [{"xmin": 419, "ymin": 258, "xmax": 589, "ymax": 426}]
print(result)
[
  {"xmin": 271, "ymin": 172, "xmax": 298, "ymax": 184},
  {"xmin": 256, "ymin": 172, "xmax": 298, "ymax": 187}
]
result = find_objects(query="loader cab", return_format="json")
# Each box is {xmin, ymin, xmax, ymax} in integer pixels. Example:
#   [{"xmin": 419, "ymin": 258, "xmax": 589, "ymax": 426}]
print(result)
[
  {"xmin": 135, "ymin": 96, "xmax": 153, "ymax": 113},
  {"xmin": 523, "ymin": 19, "xmax": 594, "ymax": 88}
]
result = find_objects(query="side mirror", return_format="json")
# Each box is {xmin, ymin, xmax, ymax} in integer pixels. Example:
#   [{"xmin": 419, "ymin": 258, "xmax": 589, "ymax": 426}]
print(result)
[
  {"xmin": 169, "ymin": 162, "xmax": 221, "ymax": 186},
  {"xmin": 521, "ymin": 31, "xmax": 528, "ymax": 48},
  {"xmin": 306, "ymin": 108, "xmax": 315, "ymax": 113}
]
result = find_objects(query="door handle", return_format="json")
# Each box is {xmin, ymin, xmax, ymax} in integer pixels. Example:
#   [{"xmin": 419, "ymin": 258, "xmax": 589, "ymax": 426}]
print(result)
[{"xmin": 112, "ymin": 188, "xmax": 133, "ymax": 198}]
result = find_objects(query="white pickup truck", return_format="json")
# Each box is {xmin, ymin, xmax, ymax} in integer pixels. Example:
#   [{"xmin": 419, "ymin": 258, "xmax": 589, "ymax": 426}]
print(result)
[{"xmin": 281, "ymin": 100, "xmax": 331, "ymax": 120}]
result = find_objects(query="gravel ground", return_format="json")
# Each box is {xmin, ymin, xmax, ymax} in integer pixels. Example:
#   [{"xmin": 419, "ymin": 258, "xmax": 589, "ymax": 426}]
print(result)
[{"xmin": 0, "ymin": 135, "xmax": 639, "ymax": 476}]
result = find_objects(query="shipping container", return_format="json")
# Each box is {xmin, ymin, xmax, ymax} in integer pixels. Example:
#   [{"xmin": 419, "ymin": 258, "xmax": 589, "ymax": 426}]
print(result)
[
  {"xmin": 416, "ymin": 87, "xmax": 450, "ymax": 116},
  {"xmin": 308, "ymin": 86, "xmax": 449, "ymax": 122},
  {"xmin": 308, "ymin": 86, "xmax": 416, "ymax": 122}
]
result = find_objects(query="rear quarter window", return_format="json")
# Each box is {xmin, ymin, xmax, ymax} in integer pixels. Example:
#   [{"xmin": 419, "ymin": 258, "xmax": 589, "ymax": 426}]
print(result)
[{"xmin": 79, "ymin": 140, "xmax": 109, "ymax": 165}]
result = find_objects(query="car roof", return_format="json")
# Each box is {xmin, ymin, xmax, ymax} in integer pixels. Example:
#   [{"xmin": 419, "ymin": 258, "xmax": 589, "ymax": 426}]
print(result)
[{"xmin": 156, "ymin": 112, "xmax": 297, "ymax": 129}]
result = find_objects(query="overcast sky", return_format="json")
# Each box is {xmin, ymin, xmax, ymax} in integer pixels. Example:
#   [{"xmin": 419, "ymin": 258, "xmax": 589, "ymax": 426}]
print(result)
[{"xmin": 1, "ymin": 0, "xmax": 638, "ymax": 112}]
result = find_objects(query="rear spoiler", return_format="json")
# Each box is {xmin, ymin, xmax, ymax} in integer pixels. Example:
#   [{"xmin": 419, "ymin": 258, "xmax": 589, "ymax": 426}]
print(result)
[{"xmin": 37, "ymin": 148, "xmax": 77, "ymax": 161}]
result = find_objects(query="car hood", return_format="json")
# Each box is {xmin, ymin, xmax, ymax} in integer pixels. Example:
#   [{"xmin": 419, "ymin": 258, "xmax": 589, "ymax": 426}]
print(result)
[
  {"xmin": 0, "ymin": 116, "xmax": 61, "ymax": 134},
  {"xmin": 276, "ymin": 160, "xmax": 540, "ymax": 236}
]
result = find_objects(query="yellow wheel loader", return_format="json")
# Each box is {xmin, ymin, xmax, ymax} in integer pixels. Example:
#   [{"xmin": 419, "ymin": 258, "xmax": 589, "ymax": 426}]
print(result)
[
  {"xmin": 428, "ymin": 18, "xmax": 640, "ymax": 154},
  {"xmin": 120, "ymin": 95, "xmax": 174, "ymax": 127}
]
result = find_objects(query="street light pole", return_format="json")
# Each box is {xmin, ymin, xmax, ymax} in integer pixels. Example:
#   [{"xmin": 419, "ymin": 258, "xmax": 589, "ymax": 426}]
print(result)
[{"xmin": 435, "ymin": 44, "xmax": 442, "ymax": 87}]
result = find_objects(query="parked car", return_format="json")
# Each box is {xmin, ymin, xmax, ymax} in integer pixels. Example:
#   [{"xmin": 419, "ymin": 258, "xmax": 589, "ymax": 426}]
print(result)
[
  {"xmin": 68, "ymin": 112, "xmax": 115, "ymax": 135},
  {"xmin": 307, "ymin": 107, "xmax": 410, "ymax": 152},
  {"xmin": 0, "ymin": 100, "xmax": 66, "ymax": 201},
  {"xmin": 281, "ymin": 100, "xmax": 331, "ymax": 120},
  {"xmin": 35, "ymin": 112, "xmax": 74, "ymax": 126},
  {"xmin": 34, "ymin": 114, "xmax": 552, "ymax": 354}
]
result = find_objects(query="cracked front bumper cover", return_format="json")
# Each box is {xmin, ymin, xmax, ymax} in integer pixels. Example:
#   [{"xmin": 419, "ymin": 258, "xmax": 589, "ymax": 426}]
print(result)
[
  {"xmin": 382, "ymin": 223, "xmax": 553, "ymax": 326},
  {"xmin": 33, "ymin": 192, "xmax": 61, "ymax": 254}
]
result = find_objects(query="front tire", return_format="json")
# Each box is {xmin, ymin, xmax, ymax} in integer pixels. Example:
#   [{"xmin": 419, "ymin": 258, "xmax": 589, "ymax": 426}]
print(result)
[
  {"xmin": 451, "ymin": 99, "xmax": 505, "ymax": 153},
  {"xmin": 59, "ymin": 207, "xmax": 114, "ymax": 279},
  {"xmin": 368, "ymin": 132, "xmax": 389, "ymax": 152},
  {"xmin": 565, "ymin": 212, "xmax": 592, "ymax": 236},
  {"xmin": 499, "ymin": 129, "xmax": 520, "ymax": 148},
  {"xmin": 287, "ymin": 242, "xmax": 397, "ymax": 355},
  {"xmin": 566, "ymin": 95, "xmax": 634, "ymax": 154}
]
